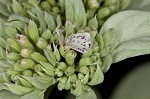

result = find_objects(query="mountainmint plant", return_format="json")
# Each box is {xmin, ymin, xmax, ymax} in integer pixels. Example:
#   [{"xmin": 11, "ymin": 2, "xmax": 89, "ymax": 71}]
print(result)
[{"xmin": 0, "ymin": 0, "xmax": 150, "ymax": 99}]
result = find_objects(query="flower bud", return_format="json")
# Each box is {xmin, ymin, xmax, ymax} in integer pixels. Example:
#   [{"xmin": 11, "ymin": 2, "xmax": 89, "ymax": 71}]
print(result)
[
  {"xmin": 79, "ymin": 66, "xmax": 89, "ymax": 74},
  {"xmin": 46, "ymin": 44, "xmax": 53, "ymax": 52},
  {"xmin": 87, "ymin": 0, "xmax": 99, "ymax": 9},
  {"xmin": 20, "ymin": 59, "xmax": 36, "ymax": 69},
  {"xmin": 57, "ymin": 62, "xmax": 67, "ymax": 71},
  {"xmin": 41, "ymin": 1, "xmax": 51, "ymax": 11},
  {"xmin": 83, "ymin": 72, "xmax": 89, "ymax": 84},
  {"xmin": 6, "ymin": 52, "xmax": 21, "ymax": 61},
  {"xmin": 57, "ymin": 77, "xmax": 67, "ymax": 91},
  {"xmin": 41, "ymin": 29, "xmax": 52, "ymax": 41},
  {"xmin": 52, "ymin": 7, "xmax": 60, "ymax": 14},
  {"xmin": 55, "ymin": 70, "xmax": 63, "ymax": 77},
  {"xmin": 47, "ymin": 0, "xmax": 57, "ymax": 6},
  {"xmin": 7, "ymin": 38, "xmax": 21, "ymax": 52},
  {"xmin": 58, "ymin": 0, "xmax": 65, "ymax": 13},
  {"xmin": 27, "ymin": 20, "xmax": 39, "ymax": 42},
  {"xmin": 79, "ymin": 57, "xmax": 92, "ymax": 66},
  {"xmin": 16, "ymin": 34, "xmax": 34, "ymax": 49},
  {"xmin": 65, "ymin": 50, "xmax": 77, "ymax": 65},
  {"xmin": 88, "ymin": 17, "xmax": 98, "ymax": 30},
  {"xmin": 22, "ymin": 70, "xmax": 33, "ymax": 77},
  {"xmin": 20, "ymin": 48, "xmax": 33, "ymax": 58},
  {"xmin": 53, "ymin": 43, "xmax": 61, "ymax": 62},
  {"xmin": 34, "ymin": 64, "xmax": 43, "ymax": 72},
  {"xmin": 70, "ymin": 74, "xmax": 78, "ymax": 82},
  {"xmin": 78, "ymin": 73, "xmax": 84, "ymax": 80},
  {"xmin": 18, "ymin": 77, "xmax": 32, "ymax": 87},
  {"xmin": 13, "ymin": 63, "xmax": 25, "ymax": 72},
  {"xmin": 104, "ymin": 0, "xmax": 117, "ymax": 6},
  {"xmin": 87, "ymin": 9, "xmax": 96, "ymax": 19},
  {"xmin": 40, "ymin": 62, "xmax": 54, "ymax": 76},
  {"xmin": 7, "ymin": 68, "xmax": 20, "ymax": 77},
  {"xmin": 31, "ymin": 52, "xmax": 48, "ymax": 63},
  {"xmin": 65, "ymin": 66, "xmax": 75, "ymax": 76},
  {"xmin": 65, "ymin": 21, "xmax": 74, "ymax": 36},
  {"xmin": 97, "ymin": 7, "xmax": 111, "ymax": 20},
  {"xmin": 36, "ymin": 37, "xmax": 48, "ymax": 49},
  {"xmin": 59, "ymin": 45, "xmax": 66, "ymax": 58},
  {"xmin": 82, "ymin": 48, "xmax": 93, "ymax": 57}
]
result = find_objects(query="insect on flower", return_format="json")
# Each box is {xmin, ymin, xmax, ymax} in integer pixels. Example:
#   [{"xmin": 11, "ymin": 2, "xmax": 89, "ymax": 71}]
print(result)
[{"xmin": 56, "ymin": 29, "xmax": 93, "ymax": 53}]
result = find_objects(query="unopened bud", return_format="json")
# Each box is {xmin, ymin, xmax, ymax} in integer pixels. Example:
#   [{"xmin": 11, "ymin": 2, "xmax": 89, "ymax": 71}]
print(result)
[
  {"xmin": 20, "ymin": 59, "xmax": 36, "ymax": 69},
  {"xmin": 31, "ymin": 52, "xmax": 48, "ymax": 62},
  {"xmin": 65, "ymin": 66, "xmax": 75, "ymax": 76},
  {"xmin": 97, "ymin": 7, "xmax": 111, "ymax": 20},
  {"xmin": 79, "ymin": 66, "xmax": 89, "ymax": 74},
  {"xmin": 20, "ymin": 48, "xmax": 33, "ymax": 58},
  {"xmin": 41, "ymin": 29, "xmax": 52, "ymax": 41},
  {"xmin": 79, "ymin": 57, "xmax": 92, "ymax": 66},
  {"xmin": 22, "ymin": 70, "xmax": 33, "ymax": 77},
  {"xmin": 7, "ymin": 38, "xmax": 21, "ymax": 52},
  {"xmin": 36, "ymin": 37, "xmax": 48, "ymax": 49},
  {"xmin": 57, "ymin": 62, "xmax": 67, "ymax": 71},
  {"xmin": 65, "ymin": 50, "xmax": 77, "ymax": 65},
  {"xmin": 6, "ymin": 52, "xmax": 21, "ymax": 61}
]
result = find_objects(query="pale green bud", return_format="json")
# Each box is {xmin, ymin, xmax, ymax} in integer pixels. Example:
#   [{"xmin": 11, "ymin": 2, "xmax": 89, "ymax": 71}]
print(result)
[
  {"xmin": 104, "ymin": 0, "xmax": 117, "ymax": 6},
  {"xmin": 64, "ymin": 78, "xmax": 71, "ymax": 90},
  {"xmin": 46, "ymin": 44, "xmax": 53, "ymax": 52},
  {"xmin": 18, "ymin": 77, "xmax": 32, "ymax": 88},
  {"xmin": 89, "ymin": 31, "xmax": 97, "ymax": 39},
  {"xmin": 92, "ymin": 44, "xmax": 100, "ymax": 53},
  {"xmin": 65, "ymin": 66, "xmax": 75, "ymax": 76},
  {"xmin": 83, "ymin": 72, "xmax": 89, "ymax": 84},
  {"xmin": 59, "ymin": 45, "xmax": 66, "ymax": 58},
  {"xmin": 27, "ymin": 20, "xmax": 39, "ymax": 42},
  {"xmin": 36, "ymin": 37, "xmax": 48, "ymax": 49},
  {"xmin": 78, "ymin": 73, "xmax": 84, "ymax": 80},
  {"xmin": 40, "ymin": 62, "xmax": 54, "ymax": 76},
  {"xmin": 57, "ymin": 77, "xmax": 67, "ymax": 91},
  {"xmin": 6, "ymin": 52, "xmax": 21, "ymax": 61},
  {"xmin": 79, "ymin": 57, "xmax": 92, "ymax": 66},
  {"xmin": 31, "ymin": 52, "xmax": 48, "ymax": 63},
  {"xmin": 70, "ymin": 74, "xmax": 78, "ymax": 82},
  {"xmin": 79, "ymin": 66, "xmax": 89, "ymax": 74},
  {"xmin": 87, "ymin": 0, "xmax": 99, "ymax": 9},
  {"xmin": 97, "ymin": 7, "xmax": 111, "ymax": 20},
  {"xmin": 52, "ymin": 7, "xmax": 60, "ymax": 14},
  {"xmin": 87, "ymin": 9, "xmax": 96, "ymax": 19},
  {"xmin": 20, "ymin": 48, "xmax": 33, "ymax": 58},
  {"xmin": 22, "ymin": 70, "xmax": 33, "ymax": 77},
  {"xmin": 55, "ymin": 70, "xmax": 63, "ymax": 77},
  {"xmin": 57, "ymin": 62, "xmax": 67, "ymax": 71},
  {"xmin": 65, "ymin": 50, "xmax": 77, "ymax": 65},
  {"xmin": 20, "ymin": 59, "xmax": 36, "ymax": 69},
  {"xmin": 119, "ymin": 0, "xmax": 131, "ymax": 10},
  {"xmin": 47, "ymin": 0, "xmax": 57, "ymax": 6},
  {"xmin": 58, "ymin": 0, "xmax": 65, "ymax": 13},
  {"xmin": 65, "ymin": 21, "xmax": 74, "ymax": 36},
  {"xmin": 7, "ymin": 38, "xmax": 21, "ymax": 52},
  {"xmin": 7, "ymin": 68, "xmax": 20, "ymax": 76},
  {"xmin": 34, "ymin": 64, "xmax": 43, "ymax": 72},
  {"xmin": 16, "ymin": 34, "xmax": 34, "ymax": 49},
  {"xmin": 88, "ymin": 17, "xmax": 98, "ymax": 30},
  {"xmin": 13, "ymin": 62, "xmax": 25, "ymax": 72},
  {"xmin": 41, "ymin": 29, "xmax": 52, "ymax": 41},
  {"xmin": 41, "ymin": 1, "xmax": 51, "ymax": 11},
  {"xmin": 82, "ymin": 49, "xmax": 93, "ymax": 57}
]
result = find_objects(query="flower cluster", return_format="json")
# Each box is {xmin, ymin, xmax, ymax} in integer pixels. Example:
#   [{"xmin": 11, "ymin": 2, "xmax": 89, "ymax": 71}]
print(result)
[{"xmin": 0, "ymin": 0, "xmax": 131, "ymax": 97}]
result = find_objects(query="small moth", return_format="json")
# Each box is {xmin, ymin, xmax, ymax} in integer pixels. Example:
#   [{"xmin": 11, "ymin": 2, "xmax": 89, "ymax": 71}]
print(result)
[
  {"xmin": 56, "ymin": 28, "xmax": 93, "ymax": 53},
  {"xmin": 64, "ymin": 32, "xmax": 93, "ymax": 53}
]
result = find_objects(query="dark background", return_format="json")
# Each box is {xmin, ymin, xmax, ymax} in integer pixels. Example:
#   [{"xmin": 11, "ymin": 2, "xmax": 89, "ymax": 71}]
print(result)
[{"xmin": 48, "ymin": 54, "xmax": 150, "ymax": 99}]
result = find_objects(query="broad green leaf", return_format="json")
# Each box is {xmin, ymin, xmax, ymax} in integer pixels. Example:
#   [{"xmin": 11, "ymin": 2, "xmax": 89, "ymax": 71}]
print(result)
[
  {"xmin": 0, "ymin": 89, "xmax": 20, "ymax": 99},
  {"xmin": 76, "ymin": 89, "xmax": 97, "ymax": 99},
  {"xmin": 100, "ymin": 10, "xmax": 150, "ymax": 63},
  {"xmin": 19, "ymin": 88, "xmax": 45, "ymax": 99},
  {"xmin": 110, "ymin": 62, "xmax": 150, "ymax": 99},
  {"xmin": 127, "ymin": 0, "xmax": 150, "ymax": 11}
]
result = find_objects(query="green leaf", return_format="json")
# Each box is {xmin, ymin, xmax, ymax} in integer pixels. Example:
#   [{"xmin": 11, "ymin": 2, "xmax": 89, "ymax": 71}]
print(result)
[
  {"xmin": 76, "ymin": 89, "xmax": 97, "ymax": 99},
  {"xmin": 127, "ymin": 0, "xmax": 150, "ymax": 11},
  {"xmin": 65, "ymin": 0, "xmax": 74, "ymax": 22},
  {"xmin": 8, "ymin": 14, "xmax": 29, "ymax": 23},
  {"xmin": 0, "ymin": 90, "xmax": 20, "ymax": 99},
  {"xmin": 109, "ymin": 62, "xmax": 150, "ymax": 99},
  {"xmin": 35, "ymin": 6, "xmax": 46, "ymax": 32},
  {"xmin": 100, "ymin": 10, "xmax": 150, "ymax": 63},
  {"xmin": 45, "ymin": 12, "xmax": 56, "ymax": 32},
  {"xmin": 19, "ymin": 88, "xmax": 45, "ymax": 99},
  {"xmin": 71, "ymin": 0, "xmax": 87, "ymax": 27}
]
